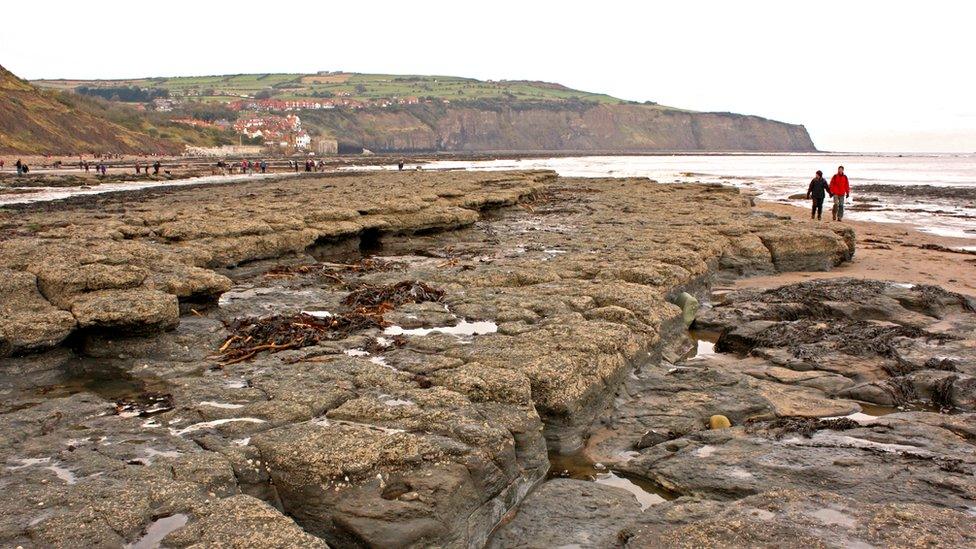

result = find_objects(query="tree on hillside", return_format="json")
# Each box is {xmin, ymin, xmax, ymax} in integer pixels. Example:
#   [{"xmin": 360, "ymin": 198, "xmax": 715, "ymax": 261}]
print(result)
[{"xmin": 76, "ymin": 86, "xmax": 169, "ymax": 103}]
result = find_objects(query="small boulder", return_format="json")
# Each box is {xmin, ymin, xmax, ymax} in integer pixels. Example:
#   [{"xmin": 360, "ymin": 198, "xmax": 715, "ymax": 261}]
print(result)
[
  {"xmin": 636, "ymin": 429, "xmax": 674, "ymax": 449},
  {"xmin": 674, "ymin": 292, "xmax": 699, "ymax": 328}
]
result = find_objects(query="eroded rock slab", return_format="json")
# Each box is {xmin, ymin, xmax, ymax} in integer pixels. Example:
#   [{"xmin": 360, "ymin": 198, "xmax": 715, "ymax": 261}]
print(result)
[
  {"xmin": 0, "ymin": 171, "xmax": 550, "ymax": 356},
  {"xmin": 619, "ymin": 413, "xmax": 976, "ymax": 509},
  {"xmin": 488, "ymin": 479, "xmax": 640, "ymax": 549},
  {"xmin": 0, "ymin": 172, "xmax": 860, "ymax": 547},
  {"xmin": 626, "ymin": 489, "xmax": 976, "ymax": 548},
  {"xmin": 696, "ymin": 278, "xmax": 976, "ymax": 410}
]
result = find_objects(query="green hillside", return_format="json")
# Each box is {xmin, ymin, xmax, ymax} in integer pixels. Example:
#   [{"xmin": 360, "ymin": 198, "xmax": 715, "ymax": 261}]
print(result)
[
  {"xmin": 34, "ymin": 72, "xmax": 629, "ymax": 105},
  {"xmin": 0, "ymin": 65, "xmax": 180, "ymax": 155}
]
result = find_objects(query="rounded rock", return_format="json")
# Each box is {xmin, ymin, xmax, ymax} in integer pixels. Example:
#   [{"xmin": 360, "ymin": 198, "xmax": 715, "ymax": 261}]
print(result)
[{"xmin": 709, "ymin": 415, "xmax": 732, "ymax": 429}]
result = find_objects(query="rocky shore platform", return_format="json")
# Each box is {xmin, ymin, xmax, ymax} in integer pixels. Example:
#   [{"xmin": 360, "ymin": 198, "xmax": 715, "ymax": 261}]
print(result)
[{"xmin": 0, "ymin": 170, "xmax": 972, "ymax": 548}]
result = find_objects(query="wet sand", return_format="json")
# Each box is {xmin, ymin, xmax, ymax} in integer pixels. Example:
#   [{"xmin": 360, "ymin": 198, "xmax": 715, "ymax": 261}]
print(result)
[{"xmin": 734, "ymin": 201, "xmax": 976, "ymax": 296}]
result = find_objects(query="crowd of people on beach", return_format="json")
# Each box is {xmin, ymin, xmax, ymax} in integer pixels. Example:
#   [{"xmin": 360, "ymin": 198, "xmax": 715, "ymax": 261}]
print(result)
[
  {"xmin": 806, "ymin": 165, "xmax": 851, "ymax": 221},
  {"xmin": 0, "ymin": 159, "xmax": 35, "ymax": 175},
  {"xmin": 133, "ymin": 161, "xmax": 163, "ymax": 175},
  {"xmin": 208, "ymin": 158, "xmax": 335, "ymax": 176}
]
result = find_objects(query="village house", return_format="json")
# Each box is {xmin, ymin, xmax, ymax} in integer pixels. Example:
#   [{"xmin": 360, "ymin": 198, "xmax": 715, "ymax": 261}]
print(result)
[
  {"xmin": 232, "ymin": 114, "xmax": 310, "ymax": 150},
  {"xmin": 171, "ymin": 118, "xmax": 214, "ymax": 128},
  {"xmin": 151, "ymin": 98, "xmax": 176, "ymax": 112}
]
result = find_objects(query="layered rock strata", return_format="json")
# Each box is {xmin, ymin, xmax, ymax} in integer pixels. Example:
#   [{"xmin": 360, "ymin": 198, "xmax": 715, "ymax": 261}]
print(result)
[{"xmin": 0, "ymin": 171, "xmax": 856, "ymax": 547}]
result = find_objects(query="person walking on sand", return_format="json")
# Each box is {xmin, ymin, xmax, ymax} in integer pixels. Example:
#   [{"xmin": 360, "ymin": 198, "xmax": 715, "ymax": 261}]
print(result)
[
  {"xmin": 806, "ymin": 170, "xmax": 831, "ymax": 220},
  {"xmin": 15, "ymin": 159, "xmax": 23, "ymax": 176},
  {"xmin": 829, "ymin": 166, "xmax": 851, "ymax": 221}
]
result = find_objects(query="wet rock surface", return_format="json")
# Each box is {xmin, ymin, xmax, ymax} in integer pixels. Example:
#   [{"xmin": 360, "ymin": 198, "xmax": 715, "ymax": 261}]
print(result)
[
  {"xmin": 564, "ymin": 277, "xmax": 976, "ymax": 547},
  {"xmin": 625, "ymin": 489, "xmax": 976, "ymax": 548},
  {"xmin": 697, "ymin": 278, "xmax": 976, "ymax": 410},
  {"xmin": 0, "ymin": 170, "xmax": 873, "ymax": 547},
  {"xmin": 619, "ymin": 412, "xmax": 976, "ymax": 508},
  {"xmin": 487, "ymin": 478, "xmax": 640, "ymax": 549}
]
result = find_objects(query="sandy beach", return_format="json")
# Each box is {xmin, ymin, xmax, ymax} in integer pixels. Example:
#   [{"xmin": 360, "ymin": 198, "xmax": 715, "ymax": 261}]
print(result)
[{"xmin": 737, "ymin": 201, "xmax": 976, "ymax": 296}]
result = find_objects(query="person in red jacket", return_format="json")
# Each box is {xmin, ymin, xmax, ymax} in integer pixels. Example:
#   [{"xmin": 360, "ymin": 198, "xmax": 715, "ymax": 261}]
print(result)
[{"xmin": 829, "ymin": 165, "xmax": 851, "ymax": 221}]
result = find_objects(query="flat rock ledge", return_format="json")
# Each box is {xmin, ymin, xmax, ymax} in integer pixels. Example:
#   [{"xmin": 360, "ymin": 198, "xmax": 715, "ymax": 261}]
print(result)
[
  {"xmin": 0, "ymin": 171, "xmax": 857, "ymax": 547},
  {"xmin": 0, "ymin": 171, "xmax": 548, "ymax": 356}
]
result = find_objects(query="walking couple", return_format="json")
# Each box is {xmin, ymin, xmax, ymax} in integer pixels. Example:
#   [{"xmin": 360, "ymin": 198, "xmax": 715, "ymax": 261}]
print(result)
[{"xmin": 806, "ymin": 165, "xmax": 850, "ymax": 221}]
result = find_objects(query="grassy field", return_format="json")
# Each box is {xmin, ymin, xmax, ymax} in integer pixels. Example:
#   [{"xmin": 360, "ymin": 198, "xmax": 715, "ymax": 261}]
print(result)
[{"xmin": 33, "ymin": 72, "xmax": 628, "ymax": 104}]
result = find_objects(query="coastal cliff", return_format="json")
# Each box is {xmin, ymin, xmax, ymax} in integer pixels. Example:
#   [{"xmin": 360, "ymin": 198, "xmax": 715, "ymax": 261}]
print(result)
[{"xmin": 303, "ymin": 102, "xmax": 816, "ymax": 153}]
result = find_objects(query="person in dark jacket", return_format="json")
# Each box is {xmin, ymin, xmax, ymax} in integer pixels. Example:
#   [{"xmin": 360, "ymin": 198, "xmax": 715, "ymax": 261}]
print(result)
[{"xmin": 806, "ymin": 170, "xmax": 831, "ymax": 220}]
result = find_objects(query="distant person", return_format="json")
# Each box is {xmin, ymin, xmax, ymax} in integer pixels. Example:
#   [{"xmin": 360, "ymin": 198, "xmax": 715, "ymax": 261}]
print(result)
[
  {"xmin": 829, "ymin": 165, "xmax": 851, "ymax": 221},
  {"xmin": 806, "ymin": 170, "xmax": 831, "ymax": 221},
  {"xmin": 15, "ymin": 159, "xmax": 23, "ymax": 175},
  {"xmin": 135, "ymin": 162, "xmax": 141, "ymax": 174},
  {"xmin": 397, "ymin": 159, "xmax": 404, "ymax": 171},
  {"xmin": 0, "ymin": 159, "xmax": 4, "ymax": 171},
  {"xmin": 153, "ymin": 161, "xmax": 161, "ymax": 175},
  {"xmin": 260, "ymin": 160, "xmax": 268, "ymax": 173}
]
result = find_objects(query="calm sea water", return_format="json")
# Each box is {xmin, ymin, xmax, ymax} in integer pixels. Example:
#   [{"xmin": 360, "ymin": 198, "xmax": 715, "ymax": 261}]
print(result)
[{"xmin": 424, "ymin": 154, "xmax": 976, "ymax": 240}]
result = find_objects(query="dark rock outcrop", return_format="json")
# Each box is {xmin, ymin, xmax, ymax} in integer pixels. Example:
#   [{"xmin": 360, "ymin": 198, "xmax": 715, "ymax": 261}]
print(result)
[
  {"xmin": 626, "ymin": 489, "xmax": 976, "ymax": 548},
  {"xmin": 488, "ymin": 479, "xmax": 641, "ymax": 549},
  {"xmin": 696, "ymin": 278, "xmax": 976, "ymax": 411}
]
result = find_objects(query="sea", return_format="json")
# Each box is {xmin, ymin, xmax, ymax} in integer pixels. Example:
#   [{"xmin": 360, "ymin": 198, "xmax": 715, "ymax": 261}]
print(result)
[{"xmin": 421, "ymin": 154, "xmax": 976, "ymax": 241}]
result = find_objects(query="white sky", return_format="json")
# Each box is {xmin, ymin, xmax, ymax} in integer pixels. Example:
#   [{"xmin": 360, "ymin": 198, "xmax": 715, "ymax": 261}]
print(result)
[{"xmin": 3, "ymin": 0, "xmax": 974, "ymax": 152}]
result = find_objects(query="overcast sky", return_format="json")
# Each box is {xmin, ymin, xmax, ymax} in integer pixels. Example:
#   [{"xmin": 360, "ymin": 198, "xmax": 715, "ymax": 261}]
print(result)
[{"xmin": 3, "ymin": 1, "xmax": 974, "ymax": 152}]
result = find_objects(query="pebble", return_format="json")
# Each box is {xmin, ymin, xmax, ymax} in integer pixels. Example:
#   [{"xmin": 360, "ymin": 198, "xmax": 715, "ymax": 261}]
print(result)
[{"xmin": 709, "ymin": 415, "xmax": 732, "ymax": 429}]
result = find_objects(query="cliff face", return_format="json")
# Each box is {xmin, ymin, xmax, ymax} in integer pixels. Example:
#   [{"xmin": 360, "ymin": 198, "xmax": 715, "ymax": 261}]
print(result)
[
  {"xmin": 0, "ymin": 65, "xmax": 178, "ymax": 156},
  {"xmin": 304, "ymin": 103, "xmax": 816, "ymax": 153}
]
